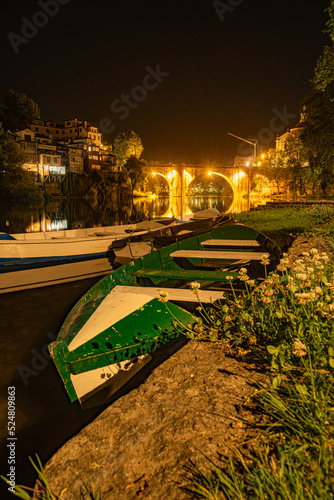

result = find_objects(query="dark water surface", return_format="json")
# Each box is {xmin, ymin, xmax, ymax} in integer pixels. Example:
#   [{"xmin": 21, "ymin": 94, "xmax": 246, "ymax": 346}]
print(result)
[
  {"xmin": 0, "ymin": 278, "xmax": 112, "ymax": 499},
  {"xmin": 0, "ymin": 195, "xmax": 248, "ymax": 234}
]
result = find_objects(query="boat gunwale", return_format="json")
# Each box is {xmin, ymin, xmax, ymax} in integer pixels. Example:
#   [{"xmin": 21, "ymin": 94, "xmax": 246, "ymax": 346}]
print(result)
[
  {"xmin": 49, "ymin": 223, "xmax": 282, "ymax": 402},
  {"xmin": 56, "ymin": 223, "xmax": 281, "ymax": 343}
]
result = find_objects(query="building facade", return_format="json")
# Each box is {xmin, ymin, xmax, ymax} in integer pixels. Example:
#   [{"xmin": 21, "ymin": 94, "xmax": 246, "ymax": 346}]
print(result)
[{"xmin": 13, "ymin": 118, "xmax": 116, "ymax": 183}]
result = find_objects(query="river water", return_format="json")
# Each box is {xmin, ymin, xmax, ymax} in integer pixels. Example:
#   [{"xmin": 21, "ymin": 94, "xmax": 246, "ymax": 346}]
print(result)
[
  {"xmin": 0, "ymin": 195, "xmax": 263, "ymax": 498},
  {"xmin": 0, "ymin": 195, "xmax": 255, "ymax": 234}
]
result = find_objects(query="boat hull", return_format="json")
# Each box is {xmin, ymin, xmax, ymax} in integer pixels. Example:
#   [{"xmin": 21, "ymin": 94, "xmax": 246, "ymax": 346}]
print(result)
[
  {"xmin": 107, "ymin": 214, "xmax": 235, "ymax": 268},
  {"xmin": 0, "ymin": 219, "xmax": 177, "ymax": 294},
  {"xmin": 49, "ymin": 223, "xmax": 282, "ymax": 404}
]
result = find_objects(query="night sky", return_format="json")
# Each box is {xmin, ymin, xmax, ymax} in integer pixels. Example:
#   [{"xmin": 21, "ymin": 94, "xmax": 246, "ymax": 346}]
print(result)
[{"xmin": 0, "ymin": 0, "xmax": 330, "ymax": 163}]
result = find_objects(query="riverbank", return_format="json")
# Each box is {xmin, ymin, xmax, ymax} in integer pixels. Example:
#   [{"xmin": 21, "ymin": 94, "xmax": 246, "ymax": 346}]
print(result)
[
  {"xmin": 3, "ymin": 205, "xmax": 334, "ymax": 499},
  {"xmin": 30, "ymin": 229, "xmax": 334, "ymax": 499}
]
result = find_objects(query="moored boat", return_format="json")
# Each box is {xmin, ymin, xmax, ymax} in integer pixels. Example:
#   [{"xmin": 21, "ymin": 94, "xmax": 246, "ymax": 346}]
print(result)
[
  {"xmin": 107, "ymin": 210, "xmax": 236, "ymax": 268},
  {"xmin": 49, "ymin": 223, "xmax": 281, "ymax": 405},
  {"xmin": 0, "ymin": 219, "xmax": 178, "ymax": 294}
]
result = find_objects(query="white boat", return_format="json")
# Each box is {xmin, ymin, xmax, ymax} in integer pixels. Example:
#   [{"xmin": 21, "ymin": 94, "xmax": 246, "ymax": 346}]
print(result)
[{"xmin": 0, "ymin": 219, "xmax": 178, "ymax": 294}]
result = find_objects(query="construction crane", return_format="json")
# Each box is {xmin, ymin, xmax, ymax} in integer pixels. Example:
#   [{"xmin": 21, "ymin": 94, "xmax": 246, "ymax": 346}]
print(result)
[{"xmin": 228, "ymin": 132, "xmax": 258, "ymax": 159}]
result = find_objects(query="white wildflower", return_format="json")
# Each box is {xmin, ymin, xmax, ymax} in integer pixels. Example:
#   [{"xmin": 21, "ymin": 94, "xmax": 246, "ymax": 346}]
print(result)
[
  {"xmin": 292, "ymin": 340, "xmax": 307, "ymax": 357},
  {"xmin": 190, "ymin": 281, "xmax": 201, "ymax": 294},
  {"xmin": 260, "ymin": 255, "xmax": 270, "ymax": 266},
  {"xmin": 261, "ymin": 297, "xmax": 271, "ymax": 304},
  {"xmin": 277, "ymin": 265, "xmax": 287, "ymax": 272},
  {"xmin": 158, "ymin": 290, "xmax": 169, "ymax": 303}
]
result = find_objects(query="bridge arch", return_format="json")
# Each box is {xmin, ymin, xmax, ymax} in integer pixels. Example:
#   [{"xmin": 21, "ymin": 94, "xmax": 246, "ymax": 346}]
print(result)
[
  {"xmin": 146, "ymin": 171, "xmax": 171, "ymax": 195},
  {"xmin": 186, "ymin": 171, "xmax": 236, "ymax": 196},
  {"xmin": 145, "ymin": 163, "xmax": 250, "ymax": 197}
]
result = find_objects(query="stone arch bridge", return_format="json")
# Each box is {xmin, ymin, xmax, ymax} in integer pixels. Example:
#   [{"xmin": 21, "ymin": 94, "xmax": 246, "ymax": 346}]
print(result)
[{"xmin": 144, "ymin": 162, "xmax": 250, "ymax": 197}]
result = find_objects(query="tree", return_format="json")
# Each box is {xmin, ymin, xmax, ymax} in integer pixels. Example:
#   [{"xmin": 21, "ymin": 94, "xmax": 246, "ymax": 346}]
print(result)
[
  {"xmin": 0, "ymin": 89, "xmax": 40, "ymax": 131},
  {"xmin": 254, "ymin": 151, "xmax": 290, "ymax": 194},
  {"xmin": 122, "ymin": 156, "xmax": 147, "ymax": 196},
  {"xmin": 113, "ymin": 130, "xmax": 144, "ymax": 166},
  {"xmin": 283, "ymin": 136, "xmax": 311, "ymax": 195},
  {"xmin": 301, "ymin": 85, "xmax": 334, "ymax": 194},
  {"xmin": 313, "ymin": 1, "xmax": 334, "ymax": 91},
  {"xmin": 0, "ymin": 125, "xmax": 43, "ymax": 203},
  {"xmin": 0, "ymin": 124, "xmax": 27, "ymax": 178},
  {"xmin": 300, "ymin": 0, "xmax": 334, "ymax": 194}
]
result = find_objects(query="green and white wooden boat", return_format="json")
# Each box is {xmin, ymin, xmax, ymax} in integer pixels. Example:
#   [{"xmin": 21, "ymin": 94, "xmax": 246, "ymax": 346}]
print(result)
[{"xmin": 49, "ymin": 224, "xmax": 281, "ymax": 404}]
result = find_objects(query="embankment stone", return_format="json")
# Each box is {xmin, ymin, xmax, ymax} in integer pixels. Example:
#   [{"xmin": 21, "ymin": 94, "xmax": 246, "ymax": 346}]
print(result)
[{"xmin": 42, "ymin": 342, "xmax": 266, "ymax": 499}]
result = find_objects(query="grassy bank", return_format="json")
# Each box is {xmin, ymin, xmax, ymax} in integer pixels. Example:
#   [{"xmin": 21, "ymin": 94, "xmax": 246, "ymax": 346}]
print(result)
[
  {"xmin": 184, "ymin": 205, "xmax": 334, "ymax": 499},
  {"xmin": 234, "ymin": 204, "xmax": 334, "ymax": 250}
]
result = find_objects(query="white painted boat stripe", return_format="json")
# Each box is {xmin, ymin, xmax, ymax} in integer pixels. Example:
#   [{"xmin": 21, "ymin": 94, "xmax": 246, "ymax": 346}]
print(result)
[
  {"xmin": 68, "ymin": 291, "xmax": 155, "ymax": 351},
  {"xmin": 70, "ymin": 354, "xmax": 150, "ymax": 399}
]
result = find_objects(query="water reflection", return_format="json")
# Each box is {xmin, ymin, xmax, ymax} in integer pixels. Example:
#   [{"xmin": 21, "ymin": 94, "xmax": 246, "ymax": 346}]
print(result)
[{"xmin": 0, "ymin": 195, "xmax": 262, "ymax": 234}]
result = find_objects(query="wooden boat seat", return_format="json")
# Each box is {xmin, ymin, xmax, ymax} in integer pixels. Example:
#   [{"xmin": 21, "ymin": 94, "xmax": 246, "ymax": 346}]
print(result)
[
  {"xmin": 134, "ymin": 268, "xmax": 238, "ymax": 282},
  {"xmin": 169, "ymin": 250, "xmax": 269, "ymax": 261},
  {"xmin": 202, "ymin": 239, "xmax": 260, "ymax": 247},
  {"xmin": 112, "ymin": 285, "xmax": 225, "ymax": 303}
]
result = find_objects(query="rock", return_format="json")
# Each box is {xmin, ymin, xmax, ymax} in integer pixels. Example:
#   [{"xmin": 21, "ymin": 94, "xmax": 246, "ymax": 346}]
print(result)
[
  {"xmin": 286, "ymin": 235, "xmax": 333, "ymax": 265},
  {"xmin": 42, "ymin": 342, "xmax": 266, "ymax": 499}
]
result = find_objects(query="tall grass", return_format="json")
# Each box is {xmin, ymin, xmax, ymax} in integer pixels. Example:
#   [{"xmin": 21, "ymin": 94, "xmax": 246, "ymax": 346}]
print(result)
[
  {"xmin": 183, "ymin": 215, "xmax": 334, "ymax": 499},
  {"xmin": 1, "ymin": 455, "xmax": 109, "ymax": 499}
]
